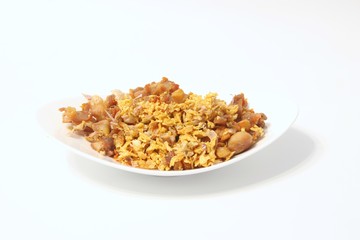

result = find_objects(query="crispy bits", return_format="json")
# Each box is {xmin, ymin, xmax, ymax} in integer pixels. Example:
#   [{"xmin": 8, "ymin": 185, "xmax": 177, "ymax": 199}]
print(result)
[{"xmin": 60, "ymin": 77, "xmax": 267, "ymax": 171}]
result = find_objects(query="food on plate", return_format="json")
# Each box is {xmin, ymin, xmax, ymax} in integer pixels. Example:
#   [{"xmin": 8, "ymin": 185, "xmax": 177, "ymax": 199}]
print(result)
[{"xmin": 59, "ymin": 77, "xmax": 267, "ymax": 171}]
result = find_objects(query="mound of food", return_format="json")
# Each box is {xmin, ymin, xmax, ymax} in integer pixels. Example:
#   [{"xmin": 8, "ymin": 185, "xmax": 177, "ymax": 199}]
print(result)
[{"xmin": 60, "ymin": 77, "xmax": 267, "ymax": 171}]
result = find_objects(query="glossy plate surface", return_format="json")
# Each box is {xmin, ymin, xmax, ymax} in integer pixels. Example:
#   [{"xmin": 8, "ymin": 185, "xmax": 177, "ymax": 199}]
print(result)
[{"xmin": 38, "ymin": 91, "xmax": 298, "ymax": 176}]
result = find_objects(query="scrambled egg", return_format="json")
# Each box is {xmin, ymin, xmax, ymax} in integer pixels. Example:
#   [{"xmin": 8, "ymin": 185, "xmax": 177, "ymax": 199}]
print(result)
[{"xmin": 60, "ymin": 77, "xmax": 267, "ymax": 171}]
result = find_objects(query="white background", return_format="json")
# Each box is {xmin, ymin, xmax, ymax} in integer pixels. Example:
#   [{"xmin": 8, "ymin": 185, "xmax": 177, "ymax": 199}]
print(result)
[{"xmin": 1, "ymin": 0, "xmax": 359, "ymax": 239}]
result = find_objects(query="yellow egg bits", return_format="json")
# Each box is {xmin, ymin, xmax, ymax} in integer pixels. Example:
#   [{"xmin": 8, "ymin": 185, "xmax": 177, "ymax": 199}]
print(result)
[{"xmin": 60, "ymin": 77, "xmax": 267, "ymax": 171}]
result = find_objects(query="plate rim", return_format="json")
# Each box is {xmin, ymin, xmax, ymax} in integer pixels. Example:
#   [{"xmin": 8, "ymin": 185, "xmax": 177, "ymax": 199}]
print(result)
[{"xmin": 37, "ymin": 91, "xmax": 298, "ymax": 177}]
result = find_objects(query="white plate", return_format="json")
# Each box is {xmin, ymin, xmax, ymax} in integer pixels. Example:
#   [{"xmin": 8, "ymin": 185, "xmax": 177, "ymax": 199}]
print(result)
[{"xmin": 38, "ymin": 91, "xmax": 298, "ymax": 176}]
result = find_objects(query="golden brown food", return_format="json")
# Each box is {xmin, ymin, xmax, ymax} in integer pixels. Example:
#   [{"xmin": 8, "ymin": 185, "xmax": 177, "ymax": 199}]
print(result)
[
  {"xmin": 227, "ymin": 131, "xmax": 253, "ymax": 154},
  {"xmin": 59, "ymin": 77, "xmax": 267, "ymax": 171}
]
